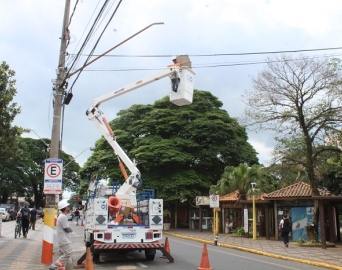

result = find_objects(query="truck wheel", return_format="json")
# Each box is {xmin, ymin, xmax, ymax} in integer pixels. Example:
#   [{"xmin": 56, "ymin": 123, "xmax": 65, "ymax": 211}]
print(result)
[
  {"xmin": 145, "ymin": 249, "xmax": 156, "ymax": 261},
  {"xmin": 145, "ymin": 254, "xmax": 155, "ymax": 261},
  {"xmin": 93, "ymin": 253, "xmax": 100, "ymax": 264}
]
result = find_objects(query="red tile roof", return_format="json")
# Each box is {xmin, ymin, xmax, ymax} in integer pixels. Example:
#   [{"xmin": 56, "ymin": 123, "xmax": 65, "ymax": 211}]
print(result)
[
  {"xmin": 264, "ymin": 182, "xmax": 334, "ymax": 199},
  {"xmin": 220, "ymin": 182, "xmax": 334, "ymax": 202},
  {"xmin": 220, "ymin": 190, "xmax": 240, "ymax": 202},
  {"xmin": 220, "ymin": 190, "xmax": 267, "ymax": 201}
]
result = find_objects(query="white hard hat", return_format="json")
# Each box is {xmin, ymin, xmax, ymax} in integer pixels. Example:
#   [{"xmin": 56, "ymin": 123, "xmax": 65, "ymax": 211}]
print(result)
[
  {"xmin": 58, "ymin": 200, "xmax": 69, "ymax": 210},
  {"xmin": 172, "ymin": 55, "xmax": 177, "ymax": 61}
]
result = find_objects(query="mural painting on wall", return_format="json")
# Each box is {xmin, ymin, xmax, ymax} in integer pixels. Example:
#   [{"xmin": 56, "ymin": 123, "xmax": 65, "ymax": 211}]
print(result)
[{"xmin": 292, "ymin": 207, "xmax": 319, "ymax": 241}]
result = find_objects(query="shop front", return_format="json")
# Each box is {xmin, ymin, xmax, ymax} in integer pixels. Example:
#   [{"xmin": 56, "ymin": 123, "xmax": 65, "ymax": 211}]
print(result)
[{"xmin": 190, "ymin": 196, "xmax": 213, "ymax": 231}]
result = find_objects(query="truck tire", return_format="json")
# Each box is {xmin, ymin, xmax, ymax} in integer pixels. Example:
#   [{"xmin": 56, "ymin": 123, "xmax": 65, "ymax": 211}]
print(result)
[
  {"xmin": 145, "ymin": 254, "xmax": 155, "ymax": 261},
  {"xmin": 145, "ymin": 249, "xmax": 156, "ymax": 261},
  {"xmin": 85, "ymin": 232, "xmax": 93, "ymax": 248},
  {"xmin": 93, "ymin": 253, "xmax": 100, "ymax": 264}
]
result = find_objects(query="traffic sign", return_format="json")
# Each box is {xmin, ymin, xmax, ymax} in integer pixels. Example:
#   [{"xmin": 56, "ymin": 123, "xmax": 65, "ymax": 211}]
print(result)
[
  {"xmin": 44, "ymin": 159, "xmax": 63, "ymax": 194},
  {"xmin": 210, "ymin": 194, "xmax": 219, "ymax": 208}
]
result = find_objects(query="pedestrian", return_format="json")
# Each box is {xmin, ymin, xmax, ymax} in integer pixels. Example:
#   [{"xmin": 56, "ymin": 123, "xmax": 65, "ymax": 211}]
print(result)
[
  {"xmin": 74, "ymin": 208, "xmax": 80, "ymax": 226},
  {"xmin": 279, "ymin": 214, "xmax": 291, "ymax": 247},
  {"xmin": 169, "ymin": 56, "xmax": 180, "ymax": 92},
  {"xmin": 20, "ymin": 203, "xmax": 30, "ymax": 238},
  {"xmin": 30, "ymin": 206, "xmax": 38, "ymax": 230},
  {"xmin": 49, "ymin": 200, "xmax": 73, "ymax": 270}
]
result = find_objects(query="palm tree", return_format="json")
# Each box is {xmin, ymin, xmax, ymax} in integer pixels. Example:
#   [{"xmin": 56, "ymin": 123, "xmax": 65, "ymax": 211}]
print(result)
[{"xmin": 216, "ymin": 164, "xmax": 267, "ymax": 200}]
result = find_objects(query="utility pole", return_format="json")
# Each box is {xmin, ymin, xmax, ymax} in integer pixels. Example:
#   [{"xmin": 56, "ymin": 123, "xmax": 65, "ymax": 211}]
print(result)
[{"xmin": 41, "ymin": 0, "xmax": 71, "ymax": 264}]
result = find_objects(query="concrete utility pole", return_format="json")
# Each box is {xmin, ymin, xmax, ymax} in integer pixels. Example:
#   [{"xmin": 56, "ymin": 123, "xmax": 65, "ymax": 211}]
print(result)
[{"xmin": 42, "ymin": 0, "xmax": 71, "ymax": 264}]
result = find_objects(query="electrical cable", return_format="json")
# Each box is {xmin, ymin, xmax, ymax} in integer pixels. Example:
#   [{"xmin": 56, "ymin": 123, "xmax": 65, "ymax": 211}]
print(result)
[
  {"xmin": 67, "ymin": 0, "xmax": 122, "ymax": 94},
  {"xmin": 66, "ymin": 0, "xmax": 79, "ymax": 48},
  {"xmin": 79, "ymin": 52, "xmax": 342, "ymax": 72},
  {"xmin": 65, "ymin": 0, "xmax": 111, "ymax": 83},
  {"xmin": 70, "ymin": 46, "xmax": 342, "ymax": 58},
  {"xmin": 67, "ymin": 0, "xmax": 102, "ymax": 67},
  {"xmin": 69, "ymin": 0, "xmax": 110, "ymax": 72},
  {"xmin": 67, "ymin": 0, "xmax": 79, "ymax": 29}
]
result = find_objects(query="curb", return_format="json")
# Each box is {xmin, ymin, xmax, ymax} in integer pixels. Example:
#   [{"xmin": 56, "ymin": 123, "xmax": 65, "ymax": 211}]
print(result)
[{"xmin": 164, "ymin": 232, "xmax": 342, "ymax": 270}]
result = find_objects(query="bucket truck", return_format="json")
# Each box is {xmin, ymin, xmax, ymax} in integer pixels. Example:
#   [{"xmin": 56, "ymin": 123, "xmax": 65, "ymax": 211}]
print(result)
[{"xmin": 79, "ymin": 58, "xmax": 195, "ymax": 264}]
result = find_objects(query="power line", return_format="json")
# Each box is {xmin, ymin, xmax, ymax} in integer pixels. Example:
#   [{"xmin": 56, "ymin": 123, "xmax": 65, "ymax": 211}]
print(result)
[
  {"xmin": 66, "ymin": 0, "xmax": 79, "ymax": 48},
  {"xmin": 69, "ymin": 46, "xmax": 342, "ymax": 58},
  {"xmin": 67, "ymin": 0, "xmax": 79, "ymax": 29},
  {"xmin": 66, "ymin": 0, "xmax": 102, "ymax": 67},
  {"xmin": 67, "ymin": 0, "xmax": 122, "ymax": 94},
  {"xmin": 63, "ymin": 0, "xmax": 112, "ymax": 87},
  {"xmin": 79, "ymin": 52, "xmax": 342, "ymax": 72}
]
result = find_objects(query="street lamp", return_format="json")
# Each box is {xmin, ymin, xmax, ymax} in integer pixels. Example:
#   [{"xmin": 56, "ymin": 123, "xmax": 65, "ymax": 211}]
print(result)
[
  {"xmin": 64, "ymin": 147, "xmax": 95, "ymax": 168},
  {"xmin": 251, "ymin": 182, "xmax": 257, "ymax": 240},
  {"xmin": 23, "ymin": 128, "xmax": 50, "ymax": 151}
]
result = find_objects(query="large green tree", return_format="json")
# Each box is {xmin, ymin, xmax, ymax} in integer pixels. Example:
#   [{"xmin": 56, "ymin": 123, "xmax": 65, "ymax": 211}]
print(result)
[
  {"xmin": 0, "ymin": 61, "xmax": 21, "ymax": 159},
  {"xmin": 1, "ymin": 137, "xmax": 81, "ymax": 207},
  {"xmin": 0, "ymin": 61, "xmax": 22, "ymax": 202},
  {"xmin": 81, "ymin": 90, "xmax": 258, "ymax": 202},
  {"xmin": 242, "ymin": 55, "xmax": 342, "ymax": 235}
]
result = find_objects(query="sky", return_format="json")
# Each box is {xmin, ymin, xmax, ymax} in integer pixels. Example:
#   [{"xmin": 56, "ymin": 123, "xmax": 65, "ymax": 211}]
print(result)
[{"xmin": 2, "ymin": 0, "xmax": 342, "ymax": 171}]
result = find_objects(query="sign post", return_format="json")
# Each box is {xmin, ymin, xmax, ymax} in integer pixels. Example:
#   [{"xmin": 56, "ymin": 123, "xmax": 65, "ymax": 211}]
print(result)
[{"xmin": 210, "ymin": 194, "xmax": 219, "ymax": 245}]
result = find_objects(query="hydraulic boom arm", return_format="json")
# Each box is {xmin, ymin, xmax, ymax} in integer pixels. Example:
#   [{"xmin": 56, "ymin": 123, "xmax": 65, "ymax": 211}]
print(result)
[{"xmin": 86, "ymin": 66, "xmax": 185, "ymax": 198}]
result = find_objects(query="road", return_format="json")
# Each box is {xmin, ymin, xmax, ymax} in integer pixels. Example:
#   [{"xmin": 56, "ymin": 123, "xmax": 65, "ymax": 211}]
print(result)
[{"xmin": 0, "ymin": 219, "xmax": 331, "ymax": 269}]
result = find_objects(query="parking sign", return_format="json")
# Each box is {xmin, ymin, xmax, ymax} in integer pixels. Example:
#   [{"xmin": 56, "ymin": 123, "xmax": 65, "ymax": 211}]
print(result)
[{"xmin": 44, "ymin": 159, "xmax": 63, "ymax": 194}]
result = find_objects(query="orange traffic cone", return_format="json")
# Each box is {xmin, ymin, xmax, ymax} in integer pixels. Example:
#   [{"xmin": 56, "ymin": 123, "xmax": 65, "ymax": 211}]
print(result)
[
  {"xmin": 197, "ymin": 244, "xmax": 212, "ymax": 270},
  {"xmin": 160, "ymin": 237, "xmax": 171, "ymax": 259},
  {"xmin": 81, "ymin": 218, "xmax": 84, "ymax": 226},
  {"xmin": 85, "ymin": 247, "xmax": 95, "ymax": 270}
]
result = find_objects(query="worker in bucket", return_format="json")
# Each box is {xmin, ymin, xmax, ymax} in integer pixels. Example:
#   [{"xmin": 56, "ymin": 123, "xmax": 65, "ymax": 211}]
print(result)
[{"xmin": 169, "ymin": 56, "xmax": 180, "ymax": 92}]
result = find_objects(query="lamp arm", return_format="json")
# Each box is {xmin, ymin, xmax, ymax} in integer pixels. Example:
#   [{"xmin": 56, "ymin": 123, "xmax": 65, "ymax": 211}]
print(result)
[{"xmin": 64, "ymin": 147, "xmax": 92, "ymax": 168}]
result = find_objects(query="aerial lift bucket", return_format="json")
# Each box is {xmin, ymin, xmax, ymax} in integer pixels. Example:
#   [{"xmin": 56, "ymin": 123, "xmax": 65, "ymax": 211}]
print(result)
[{"xmin": 170, "ymin": 66, "xmax": 195, "ymax": 106}]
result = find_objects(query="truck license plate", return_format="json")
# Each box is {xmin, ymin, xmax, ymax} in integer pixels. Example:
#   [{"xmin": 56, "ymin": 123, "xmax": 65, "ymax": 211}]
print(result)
[{"xmin": 122, "ymin": 234, "xmax": 135, "ymax": 239}]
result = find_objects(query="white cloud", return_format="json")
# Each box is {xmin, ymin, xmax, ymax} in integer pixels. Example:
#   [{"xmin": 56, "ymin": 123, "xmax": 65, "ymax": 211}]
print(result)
[{"xmin": 248, "ymin": 139, "xmax": 274, "ymax": 166}]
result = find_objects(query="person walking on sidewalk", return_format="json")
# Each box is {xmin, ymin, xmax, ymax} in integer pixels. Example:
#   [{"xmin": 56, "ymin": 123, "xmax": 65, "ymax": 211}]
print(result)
[
  {"xmin": 20, "ymin": 203, "xmax": 30, "ymax": 238},
  {"xmin": 49, "ymin": 200, "xmax": 73, "ymax": 270},
  {"xmin": 74, "ymin": 209, "xmax": 80, "ymax": 226},
  {"xmin": 279, "ymin": 214, "xmax": 291, "ymax": 248},
  {"xmin": 30, "ymin": 206, "xmax": 37, "ymax": 230}
]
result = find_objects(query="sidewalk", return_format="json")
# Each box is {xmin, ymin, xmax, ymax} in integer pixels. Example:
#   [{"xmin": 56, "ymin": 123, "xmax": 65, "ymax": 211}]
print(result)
[{"xmin": 164, "ymin": 229, "xmax": 342, "ymax": 270}]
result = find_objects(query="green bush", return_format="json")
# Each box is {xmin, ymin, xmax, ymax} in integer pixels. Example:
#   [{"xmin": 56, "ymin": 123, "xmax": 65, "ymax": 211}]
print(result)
[
  {"xmin": 296, "ymin": 238, "xmax": 331, "ymax": 245},
  {"xmin": 234, "ymin": 227, "xmax": 245, "ymax": 236},
  {"xmin": 296, "ymin": 237, "xmax": 305, "ymax": 244}
]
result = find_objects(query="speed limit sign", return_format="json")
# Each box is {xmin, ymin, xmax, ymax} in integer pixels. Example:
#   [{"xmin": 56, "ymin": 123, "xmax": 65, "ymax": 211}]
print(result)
[{"xmin": 210, "ymin": 195, "xmax": 220, "ymax": 208}]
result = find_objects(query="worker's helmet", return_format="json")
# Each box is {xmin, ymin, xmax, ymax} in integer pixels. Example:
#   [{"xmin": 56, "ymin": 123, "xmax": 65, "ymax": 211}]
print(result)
[
  {"xmin": 58, "ymin": 200, "xmax": 70, "ymax": 210},
  {"xmin": 171, "ymin": 55, "xmax": 177, "ymax": 61}
]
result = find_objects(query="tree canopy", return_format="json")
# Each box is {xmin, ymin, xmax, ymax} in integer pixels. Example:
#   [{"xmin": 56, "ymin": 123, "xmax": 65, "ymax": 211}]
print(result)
[
  {"xmin": 81, "ymin": 90, "xmax": 258, "ymax": 202},
  {"xmin": 0, "ymin": 61, "xmax": 21, "ymax": 161},
  {"xmin": 212, "ymin": 164, "xmax": 277, "ymax": 199},
  {"xmin": 1, "ymin": 137, "xmax": 81, "ymax": 207},
  {"xmin": 243, "ymin": 55, "xmax": 342, "ymax": 196}
]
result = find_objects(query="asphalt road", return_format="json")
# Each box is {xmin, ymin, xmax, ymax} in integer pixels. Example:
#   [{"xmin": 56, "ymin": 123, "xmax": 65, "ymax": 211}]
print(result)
[{"xmin": 0, "ymin": 219, "xmax": 333, "ymax": 269}]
